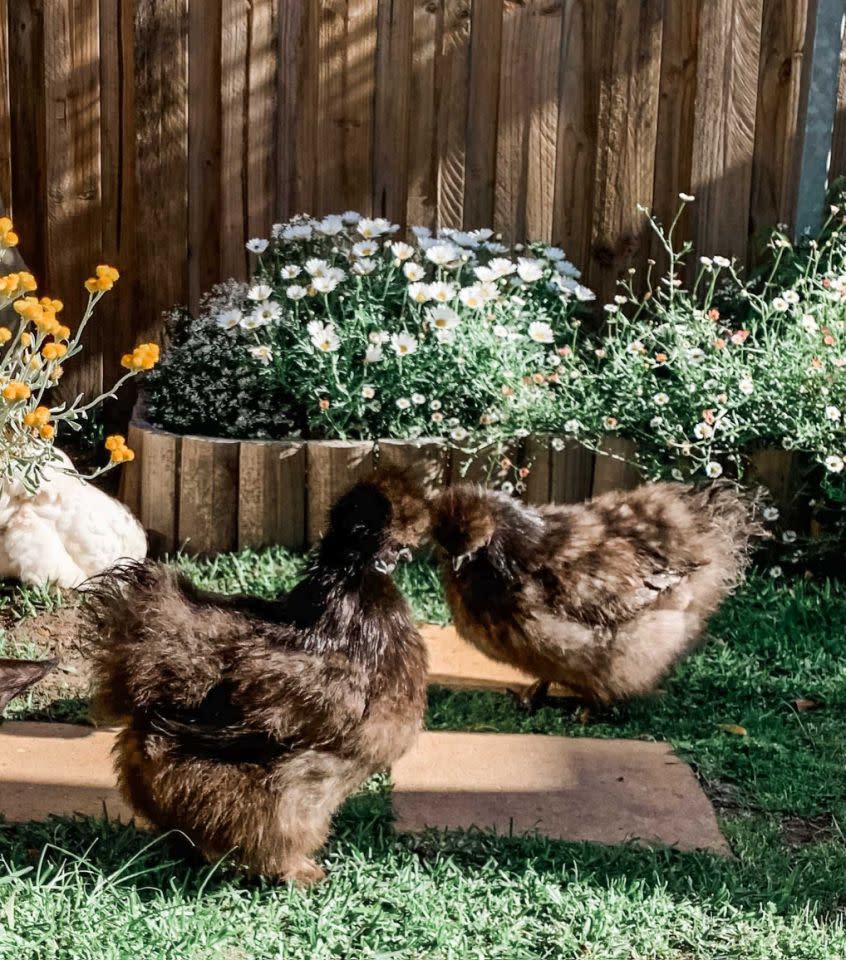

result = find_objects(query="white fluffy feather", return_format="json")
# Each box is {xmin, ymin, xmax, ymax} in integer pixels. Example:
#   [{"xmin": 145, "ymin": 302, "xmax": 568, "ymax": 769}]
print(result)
[{"xmin": 0, "ymin": 450, "xmax": 146, "ymax": 588}]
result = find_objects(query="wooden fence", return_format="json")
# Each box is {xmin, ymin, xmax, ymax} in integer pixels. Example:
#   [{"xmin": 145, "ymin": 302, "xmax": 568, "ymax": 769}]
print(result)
[{"xmin": 1, "ymin": 0, "xmax": 846, "ymax": 402}]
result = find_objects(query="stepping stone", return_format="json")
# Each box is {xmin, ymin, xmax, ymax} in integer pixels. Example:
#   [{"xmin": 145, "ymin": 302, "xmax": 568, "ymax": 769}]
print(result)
[
  {"xmin": 420, "ymin": 624, "xmax": 575, "ymax": 697},
  {"xmin": 0, "ymin": 723, "xmax": 728, "ymax": 856},
  {"xmin": 392, "ymin": 731, "xmax": 730, "ymax": 855}
]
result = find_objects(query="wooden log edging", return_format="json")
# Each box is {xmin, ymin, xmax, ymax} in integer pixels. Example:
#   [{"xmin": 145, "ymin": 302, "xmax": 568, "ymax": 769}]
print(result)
[{"xmin": 117, "ymin": 423, "xmax": 649, "ymax": 555}]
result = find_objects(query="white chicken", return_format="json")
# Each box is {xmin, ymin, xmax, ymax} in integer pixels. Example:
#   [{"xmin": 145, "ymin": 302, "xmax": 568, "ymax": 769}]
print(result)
[{"xmin": 0, "ymin": 449, "xmax": 146, "ymax": 588}]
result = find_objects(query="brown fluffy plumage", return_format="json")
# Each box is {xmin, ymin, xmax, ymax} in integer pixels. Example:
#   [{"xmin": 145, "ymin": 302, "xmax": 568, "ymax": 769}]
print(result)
[
  {"xmin": 431, "ymin": 482, "xmax": 762, "ymax": 704},
  {"xmin": 86, "ymin": 470, "xmax": 429, "ymax": 885},
  {"xmin": 0, "ymin": 658, "xmax": 56, "ymax": 714}
]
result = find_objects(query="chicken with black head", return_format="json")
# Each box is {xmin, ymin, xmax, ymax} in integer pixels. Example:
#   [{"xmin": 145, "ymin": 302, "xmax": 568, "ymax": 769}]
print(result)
[
  {"xmin": 87, "ymin": 469, "xmax": 428, "ymax": 885},
  {"xmin": 431, "ymin": 481, "xmax": 761, "ymax": 709}
]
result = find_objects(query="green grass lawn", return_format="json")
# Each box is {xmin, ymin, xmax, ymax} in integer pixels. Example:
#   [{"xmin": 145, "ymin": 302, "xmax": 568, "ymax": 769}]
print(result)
[{"xmin": 0, "ymin": 552, "xmax": 845, "ymax": 959}]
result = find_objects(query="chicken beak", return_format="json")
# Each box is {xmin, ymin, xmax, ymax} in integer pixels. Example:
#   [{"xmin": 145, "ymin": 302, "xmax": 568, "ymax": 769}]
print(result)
[
  {"xmin": 397, "ymin": 547, "xmax": 413, "ymax": 564},
  {"xmin": 452, "ymin": 553, "xmax": 470, "ymax": 572}
]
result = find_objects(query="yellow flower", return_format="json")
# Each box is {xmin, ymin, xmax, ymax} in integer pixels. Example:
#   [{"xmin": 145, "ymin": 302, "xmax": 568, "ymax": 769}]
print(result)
[
  {"xmin": 120, "ymin": 342, "xmax": 159, "ymax": 371},
  {"xmin": 49, "ymin": 364, "xmax": 63, "ymax": 381},
  {"xmin": 3, "ymin": 382, "xmax": 30, "ymax": 401},
  {"xmin": 85, "ymin": 264, "xmax": 119, "ymax": 293},
  {"xmin": 24, "ymin": 406, "xmax": 51, "ymax": 427},
  {"xmin": 56, "ymin": 324, "xmax": 71, "ymax": 340},
  {"xmin": 39, "ymin": 424, "xmax": 55, "ymax": 440},
  {"xmin": 0, "ymin": 217, "xmax": 18, "ymax": 249},
  {"xmin": 42, "ymin": 342, "xmax": 67, "ymax": 361},
  {"xmin": 104, "ymin": 434, "xmax": 125, "ymax": 451},
  {"xmin": 0, "ymin": 328, "xmax": 11, "ymax": 344},
  {"xmin": 20, "ymin": 332, "xmax": 31, "ymax": 347}
]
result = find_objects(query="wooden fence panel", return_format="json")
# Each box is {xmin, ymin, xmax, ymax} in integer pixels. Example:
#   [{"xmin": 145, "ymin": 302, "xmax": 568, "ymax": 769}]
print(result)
[{"xmin": 2, "ymin": 0, "xmax": 833, "ymax": 404}]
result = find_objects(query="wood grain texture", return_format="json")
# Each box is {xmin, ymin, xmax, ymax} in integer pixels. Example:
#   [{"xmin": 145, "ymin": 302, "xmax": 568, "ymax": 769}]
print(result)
[
  {"xmin": 306, "ymin": 439, "xmax": 375, "ymax": 543},
  {"xmin": 373, "ymin": 0, "xmax": 413, "ymax": 221},
  {"xmin": 377, "ymin": 437, "xmax": 450, "ymax": 494},
  {"xmin": 278, "ymin": 0, "xmax": 319, "ymax": 216},
  {"xmin": 591, "ymin": 435, "xmax": 640, "ymax": 496},
  {"xmin": 406, "ymin": 0, "xmax": 440, "ymax": 227},
  {"xmin": 435, "ymin": 0, "xmax": 470, "ymax": 227},
  {"xmin": 494, "ymin": 0, "xmax": 562, "ymax": 242},
  {"xmin": 139, "ymin": 428, "xmax": 180, "ymax": 555},
  {"xmin": 238, "ymin": 440, "xmax": 306, "ymax": 549},
  {"xmin": 117, "ymin": 420, "xmax": 146, "ymax": 518},
  {"xmin": 188, "ymin": 0, "xmax": 222, "ymax": 308},
  {"xmin": 691, "ymin": 0, "xmax": 764, "ymax": 260},
  {"xmin": 549, "ymin": 438, "xmax": 593, "ymax": 503},
  {"xmin": 0, "ymin": 0, "xmax": 10, "ymax": 208},
  {"xmin": 220, "ymin": 0, "xmax": 249, "ymax": 279},
  {"xmin": 522, "ymin": 434, "xmax": 550, "ymax": 504},
  {"xmin": 247, "ymin": 0, "xmax": 278, "ymax": 235},
  {"xmin": 463, "ymin": 0, "xmax": 502, "ymax": 228},
  {"xmin": 589, "ymin": 0, "xmax": 663, "ymax": 303},
  {"xmin": 750, "ymin": 0, "xmax": 809, "ymax": 238},
  {"xmin": 133, "ymin": 0, "xmax": 188, "ymax": 344},
  {"xmin": 318, "ymin": 0, "xmax": 377, "ymax": 216},
  {"xmin": 832, "ymin": 20, "xmax": 846, "ymax": 177},
  {"xmin": 179, "ymin": 436, "xmax": 240, "ymax": 555}
]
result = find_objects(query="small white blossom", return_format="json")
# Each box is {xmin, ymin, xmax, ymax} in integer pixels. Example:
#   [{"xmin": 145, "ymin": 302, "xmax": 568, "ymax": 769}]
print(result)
[
  {"xmin": 215, "ymin": 308, "xmax": 242, "ymax": 331},
  {"xmin": 713, "ymin": 255, "xmax": 731, "ymax": 268},
  {"xmin": 653, "ymin": 392, "xmax": 669, "ymax": 406},
  {"xmin": 243, "ymin": 301, "xmax": 282, "ymax": 328},
  {"xmin": 246, "ymin": 238, "xmax": 269, "ymax": 254},
  {"xmin": 771, "ymin": 296, "xmax": 788, "ymax": 312},
  {"xmin": 738, "ymin": 377, "xmax": 754, "ymax": 396},
  {"xmin": 450, "ymin": 427, "xmax": 469, "ymax": 442},
  {"xmin": 411, "ymin": 392, "xmax": 426, "ymax": 405},
  {"xmin": 782, "ymin": 530, "xmax": 797, "ymax": 544},
  {"xmin": 679, "ymin": 192, "xmax": 695, "ymax": 203},
  {"xmin": 282, "ymin": 223, "xmax": 313, "ymax": 241},
  {"xmin": 783, "ymin": 290, "xmax": 800, "ymax": 305},
  {"xmin": 762, "ymin": 506, "xmax": 780, "ymax": 522},
  {"xmin": 286, "ymin": 284, "xmax": 308, "ymax": 300},
  {"xmin": 313, "ymin": 275, "xmax": 342, "ymax": 294},
  {"xmin": 428, "ymin": 280, "xmax": 457, "ymax": 303},
  {"xmin": 488, "ymin": 257, "xmax": 515, "ymax": 278},
  {"xmin": 425, "ymin": 242, "xmax": 462, "ymax": 267},
  {"xmin": 249, "ymin": 345, "xmax": 273, "ymax": 364},
  {"xmin": 391, "ymin": 331, "xmax": 418, "ymax": 356},
  {"xmin": 316, "ymin": 215, "xmax": 344, "ymax": 236},
  {"xmin": 458, "ymin": 285, "xmax": 486, "ymax": 310},
  {"xmin": 516, "ymin": 257, "xmax": 545, "ymax": 283},
  {"xmin": 493, "ymin": 324, "xmax": 509, "ymax": 338},
  {"xmin": 352, "ymin": 258, "xmax": 378, "ymax": 276},
  {"xmin": 705, "ymin": 461, "xmax": 723, "ymax": 478},
  {"xmin": 341, "ymin": 210, "xmax": 362, "ymax": 224},
  {"xmin": 825, "ymin": 405, "xmax": 841, "ymax": 421},
  {"xmin": 769, "ymin": 565, "xmax": 783, "ymax": 578},
  {"xmin": 801, "ymin": 314, "xmax": 819, "ymax": 333},
  {"xmin": 247, "ymin": 283, "xmax": 273, "ymax": 301},
  {"xmin": 391, "ymin": 242, "xmax": 415, "ymax": 263},
  {"xmin": 694, "ymin": 422, "xmax": 713, "ymax": 439},
  {"xmin": 428, "ymin": 305, "xmax": 460, "ymax": 330},
  {"xmin": 280, "ymin": 264, "xmax": 301, "ymax": 280},
  {"xmin": 430, "ymin": 399, "xmax": 442, "ymax": 411},
  {"xmin": 351, "ymin": 240, "xmax": 379, "ymax": 258},
  {"xmin": 361, "ymin": 384, "xmax": 376, "ymax": 399},
  {"xmin": 403, "ymin": 262, "xmax": 426, "ymax": 281},
  {"xmin": 407, "ymin": 282, "xmax": 431, "ymax": 304},
  {"xmin": 365, "ymin": 345, "xmax": 383, "ymax": 363},
  {"xmin": 357, "ymin": 217, "xmax": 393, "ymax": 238},
  {"xmin": 396, "ymin": 397, "xmax": 411, "ymax": 410},
  {"xmin": 603, "ymin": 303, "xmax": 619, "ymax": 314},
  {"xmin": 528, "ymin": 321, "xmax": 554, "ymax": 344},
  {"xmin": 825, "ymin": 454, "xmax": 844, "ymax": 473},
  {"xmin": 309, "ymin": 322, "xmax": 340, "ymax": 353}
]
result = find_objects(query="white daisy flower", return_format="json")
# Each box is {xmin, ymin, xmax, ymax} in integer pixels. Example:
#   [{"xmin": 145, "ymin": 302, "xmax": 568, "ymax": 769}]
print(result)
[
  {"xmin": 352, "ymin": 240, "xmax": 379, "ymax": 258},
  {"xmin": 313, "ymin": 275, "xmax": 341, "ymax": 294},
  {"xmin": 243, "ymin": 301, "xmax": 282, "ymax": 328},
  {"xmin": 341, "ymin": 210, "xmax": 361, "ymax": 225},
  {"xmin": 215, "ymin": 308, "xmax": 242, "ymax": 331},
  {"xmin": 391, "ymin": 331, "xmax": 418, "ymax": 356},
  {"xmin": 248, "ymin": 344, "xmax": 273, "ymax": 364},
  {"xmin": 281, "ymin": 264, "xmax": 301, "ymax": 279},
  {"xmin": 365, "ymin": 345, "xmax": 383, "ymax": 363},
  {"xmin": 352, "ymin": 258, "xmax": 378, "ymax": 276},
  {"xmin": 391, "ymin": 241, "xmax": 415, "ymax": 262},
  {"xmin": 403, "ymin": 262, "xmax": 426, "ymax": 281},
  {"xmin": 783, "ymin": 290, "xmax": 800, "ymax": 305},
  {"xmin": 451, "ymin": 231, "xmax": 480, "ymax": 249},
  {"xmin": 801, "ymin": 314, "xmax": 819, "ymax": 333},
  {"xmin": 411, "ymin": 393, "xmax": 426, "ymax": 405},
  {"xmin": 484, "ymin": 241, "xmax": 508, "ymax": 254},
  {"xmin": 604, "ymin": 303, "xmax": 619, "ymax": 314},
  {"xmin": 246, "ymin": 238, "xmax": 269, "ymax": 254},
  {"xmin": 626, "ymin": 340, "xmax": 644, "ymax": 354},
  {"xmin": 474, "ymin": 265, "xmax": 498, "ymax": 283},
  {"xmin": 694, "ymin": 422, "xmax": 713, "ymax": 439},
  {"xmin": 493, "ymin": 324, "xmax": 509, "ymax": 338},
  {"xmin": 543, "ymin": 246, "xmax": 566, "ymax": 261},
  {"xmin": 713, "ymin": 255, "xmax": 731, "ymax": 268},
  {"xmin": 769, "ymin": 565, "xmax": 783, "ymax": 578},
  {"xmin": 477, "ymin": 281, "xmax": 498, "ymax": 302},
  {"xmin": 407, "ymin": 282, "xmax": 431, "ymax": 304},
  {"xmin": 653, "ymin": 392, "xmax": 670, "ymax": 406},
  {"xmin": 488, "ymin": 257, "xmax": 515, "ymax": 278},
  {"xmin": 687, "ymin": 348, "xmax": 705, "ymax": 364},
  {"xmin": 613, "ymin": 294, "xmax": 627, "ymax": 305},
  {"xmin": 450, "ymin": 427, "xmax": 469, "ymax": 442},
  {"xmin": 411, "ymin": 225, "xmax": 432, "ymax": 239},
  {"xmin": 430, "ymin": 399, "xmax": 442, "ymax": 410},
  {"xmin": 763, "ymin": 506, "xmax": 780, "ymax": 522},
  {"xmin": 431, "ymin": 411, "xmax": 444, "ymax": 423},
  {"xmin": 782, "ymin": 530, "xmax": 797, "ymax": 544},
  {"xmin": 700, "ymin": 256, "xmax": 713, "ymax": 268},
  {"xmin": 247, "ymin": 283, "xmax": 273, "ymax": 301},
  {"xmin": 310, "ymin": 322, "xmax": 340, "ymax": 353},
  {"xmin": 771, "ymin": 296, "xmax": 788, "ymax": 312},
  {"xmin": 425, "ymin": 242, "xmax": 462, "ymax": 267},
  {"xmin": 528, "ymin": 321, "xmax": 554, "ymax": 344},
  {"xmin": 428, "ymin": 280, "xmax": 457, "ymax": 303},
  {"xmin": 396, "ymin": 397, "xmax": 411, "ymax": 410},
  {"xmin": 434, "ymin": 328, "xmax": 455, "ymax": 345},
  {"xmin": 428, "ymin": 305, "xmax": 460, "ymax": 330},
  {"xmin": 286, "ymin": 284, "xmax": 308, "ymax": 300},
  {"xmin": 738, "ymin": 376, "xmax": 754, "ymax": 396},
  {"xmin": 304, "ymin": 258, "xmax": 329, "ymax": 277},
  {"xmin": 357, "ymin": 217, "xmax": 393, "ymax": 238},
  {"xmin": 574, "ymin": 283, "xmax": 595, "ymax": 302},
  {"xmin": 705, "ymin": 461, "xmax": 723, "ymax": 478},
  {"xmin": 369, "ymin": 330, "xmax": 390, "ymax": 344},
  {"xmin": 282, "ymin": 223, "xmax": 313, "ymax": 241},
  {"xmin": 361, "ymin": 385, "xmax": 376, "ymax": 399},
  {"xmin": 563, "ymin": 420, "xmax": 580, "ymax": 434},
  {"xmin": 679, "ymin": 192, "xmax": 695, "ymax": 202},
  {"xmin": 316, "ymin": 215, "xmax": 344, "ymax": 236},
  {"xmin": 516, "ymin": 258, "xmax": 545, "ymax": 283},
  {"xmin": 458, "ymin": 285, "xmax": 486, "ymax": 310},
  {"xmin": 469, "ymin": 228, "xmax": 494, "ymax": 242},
  {"xmin": 825, "ymin": 454, "xmax": 844, "ymax": 473},
  {"xmin": 650, "ymin": 416, "xmax": 663, "ymax": 428},
  {"xmin": 826, "ymin": 405, "xmax": 841, "ymax": 421},
  {"xmin": 556, "ymin": 259, "xmax": 581, "ymax": 279}
]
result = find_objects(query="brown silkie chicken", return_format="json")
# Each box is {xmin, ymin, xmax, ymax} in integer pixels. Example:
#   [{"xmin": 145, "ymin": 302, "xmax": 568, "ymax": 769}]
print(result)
[
  {"xmin": 431, "ymin": 482, "xmax": 760, "ymax": 708},
  {"xmin": 0, "ymin": 658, "xmax": 56, "ymax": 714},
  {"xmin": 86, "ymin": 471, "xmax": 429, "ymax": 886}
]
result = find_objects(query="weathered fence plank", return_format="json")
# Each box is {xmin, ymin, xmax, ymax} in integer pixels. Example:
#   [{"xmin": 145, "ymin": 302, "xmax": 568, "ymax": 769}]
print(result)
[{"xmin": 238, "ymin": 440, "xmax": 306, "ymax": 550}]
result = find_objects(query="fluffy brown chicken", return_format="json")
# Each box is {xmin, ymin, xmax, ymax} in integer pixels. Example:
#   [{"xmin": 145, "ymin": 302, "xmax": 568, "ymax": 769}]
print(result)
[
  {"xmin": 431, "ymin": 482, "xmax": 760, "ymax": 707},
  {"xmin": 0, "ymin": 658, "xmax": 56, "ymax": 714},
  {"xmin": 87, "ymin": 471, "xmax": 428, "ymax": 885}
]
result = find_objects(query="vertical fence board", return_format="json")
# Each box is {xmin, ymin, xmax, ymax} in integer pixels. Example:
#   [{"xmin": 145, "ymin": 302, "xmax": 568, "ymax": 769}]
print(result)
[
  {"xmin": 378, "ymin": 437, "xmax": 450, "ymax": 494},
  {"xmin": 179, "ymin": 436, "xmax": 239, "ymax": 554},
  {"xmin": 220, "ymin": 0, "xmax": 249, "ymax": 279},
  {"xmin": 238, "ymin": 440, "xmax": 306, "ymax": 549},
  {"xmin": 591, "ymin": 436, "xmax": 640, "ymax": 497},
  {"xmin": 247, "ymin": 0, "xmax": 278, "ymax": 235},
  {"xmin": 552, "ymin": 0, "xmax": 598, "ymax": 270},
  {"xmin": 278, "ymin": 0, "xmax": 318, "ymax": 216},
  {"xmin": 494, "ymin": 0, "xmax": 562, "ymax": 242},
  {"xmin": 549, "ymin": 439, "xmax": 594, "ymax": 503},
  {"xmin": 373, "ymin": 0, "xmax": 413, "ymax": 222},
  {"xmin": 406, "ymin": 0, "xmax": 440, "ymax": 227},
  {"xmin": 750, "ymin": 0, "xmax": 809, "ymax": 238},
  {"xmin": 522, "ymin": 434, "xmax": 551, "ymax": 504},
  {"xmin": 134, "ymin": 0, "xmax": 188, "ymax": 344},
  {"xmin": 832, "ymin": 23, "xmax": 846, "ymax": 178},
  {"xmin": 188, "ymin": 0, "xmax": 222, "ymax": 309},
  {"xmin": 140, "ymin": 429, "xmax": 179, "ymax": 554},
  {"xmin": 435, "ymin": 0, "xmax": 470, "ymax": 227},
  {"xmin": 589, "ymin": 0, "xmax": 663, "ymax": 303},
  {"xmin": 691, "ymin": 0, "xmax": 764, "ymax": 259},
  {"xmin": 463, "ymin": 0, "xmax": 501, "ymax": 228}
]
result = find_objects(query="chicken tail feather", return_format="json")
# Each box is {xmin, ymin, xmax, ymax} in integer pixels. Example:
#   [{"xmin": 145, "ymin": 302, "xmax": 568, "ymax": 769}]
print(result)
[{"xmin": 0, "ymin": 657, "xmax": 57, "ymax": 714}]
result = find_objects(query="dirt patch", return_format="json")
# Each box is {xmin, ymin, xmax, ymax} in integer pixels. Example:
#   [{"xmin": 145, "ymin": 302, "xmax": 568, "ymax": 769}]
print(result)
[
  {"xmin": 9, "ymin": 604, "xmax": 92, "ymax": 705},
  {"xmin": 781, "ymin": 813, "xmax": 837, "ymax": 848}
]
